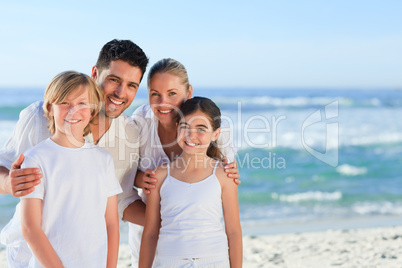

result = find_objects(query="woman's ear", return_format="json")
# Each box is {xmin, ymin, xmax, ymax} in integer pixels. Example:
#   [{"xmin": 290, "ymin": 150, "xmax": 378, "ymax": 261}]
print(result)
[{"xmin": 187, "ymin": 85, "xmax": 193, "ymax": 99}]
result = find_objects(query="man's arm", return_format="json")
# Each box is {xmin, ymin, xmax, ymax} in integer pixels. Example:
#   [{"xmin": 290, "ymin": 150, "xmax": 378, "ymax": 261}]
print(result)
[
  {"xmin": 0, "ymin": 155, "xmax": 42, "ymax": 196},
  {"xmin": 0, "ymin": 101, "xmax": 48, "ymax": 196},
  {"xmin": 122, "ymin": 199, "xmax": 146, "ymax": 226}
]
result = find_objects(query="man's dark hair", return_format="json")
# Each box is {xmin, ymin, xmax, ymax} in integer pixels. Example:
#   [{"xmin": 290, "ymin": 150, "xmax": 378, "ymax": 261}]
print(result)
[{"xmin": 96, "ymin": 39, "xmax": 149, "ymax": 81}]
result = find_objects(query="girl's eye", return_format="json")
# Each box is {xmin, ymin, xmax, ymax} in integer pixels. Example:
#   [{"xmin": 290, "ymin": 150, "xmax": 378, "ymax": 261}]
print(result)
[
  {"xmin": 60, "ymin": 102, "xmax": 68, "ymax": 105},
  {"xmin": 151, "ymin": 92, "xmax": 159, "ymax": 96},
  {"xmin": 169, "ymin": 92, "xmax": 177, "ymax": 96},
  {"xmin": 79, "ymin": 102, "xmax": 88, "ymax": 106}
]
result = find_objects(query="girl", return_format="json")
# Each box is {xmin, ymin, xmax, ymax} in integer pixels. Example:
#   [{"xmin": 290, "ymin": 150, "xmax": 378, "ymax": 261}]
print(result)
[
  {"xmin": 129, "ymin": 58, "xmax": 240, "ymax": 266},
  {"xmin": 139, "ymin": 97, "xmax": 242, "ymax": 268},
  {"xmin": 1, "ymin": 71, "xmax": 122, "ymax": 267}
]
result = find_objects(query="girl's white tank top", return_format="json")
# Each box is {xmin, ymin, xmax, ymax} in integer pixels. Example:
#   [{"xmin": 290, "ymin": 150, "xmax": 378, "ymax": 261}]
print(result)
[{"xmin": 157, "ymin": 161, "xmax": 229, "ymax": 258}]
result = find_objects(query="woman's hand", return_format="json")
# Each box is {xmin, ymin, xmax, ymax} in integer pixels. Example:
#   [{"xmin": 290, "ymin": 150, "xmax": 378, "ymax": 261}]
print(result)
[{"xmin": 222, "ymin": 157, "xmax": 241, "ymax": 185}]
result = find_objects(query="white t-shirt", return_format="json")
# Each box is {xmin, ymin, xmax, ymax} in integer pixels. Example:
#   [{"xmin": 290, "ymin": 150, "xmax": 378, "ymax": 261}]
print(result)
[
  {"xmin": 128, "ymin": 104, "xmax": 237, "ymax": 264},
  {"xmin": 3, "ymin": 138, "xmax": 122, "ymax": 267},
  {"xmin": 0, "ymin": 101, "xmax": 141, "ymax": 266},
  {"xmin": 0, "ymin": 101, "xmax": 141, "ymax": 219}
]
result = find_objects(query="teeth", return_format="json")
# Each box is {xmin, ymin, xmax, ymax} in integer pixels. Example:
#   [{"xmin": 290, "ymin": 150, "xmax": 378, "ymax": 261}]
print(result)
[
  {"xmin": 159, "ymin": 109, "xmax": 172, "ymax": 114},
  {"xmin": 109, "ymin": 97, "xmax": 123, "ymax": 105},
  {"xmin": 185, "ymin": 141, "xmax": 197, "ymax": 146},
  {"xmin": 65, "ymin": 119, "xmax": 80, "ymax": 123}
]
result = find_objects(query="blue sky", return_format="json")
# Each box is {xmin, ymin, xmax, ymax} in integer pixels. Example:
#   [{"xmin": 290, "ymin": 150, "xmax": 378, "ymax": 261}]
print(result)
[{"xmin": 0, "ymin": 0, "xmax": 401, "ymax": 89}]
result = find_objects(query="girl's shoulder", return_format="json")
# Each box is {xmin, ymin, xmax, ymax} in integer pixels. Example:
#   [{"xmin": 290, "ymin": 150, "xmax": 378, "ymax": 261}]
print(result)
[{"xmin": 213, "ymin": 159, "xmax": 227, "ymax": 180}]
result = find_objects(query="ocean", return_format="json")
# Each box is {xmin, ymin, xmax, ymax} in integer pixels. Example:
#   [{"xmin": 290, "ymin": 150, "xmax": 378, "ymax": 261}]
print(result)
[{"xmin": 1, "ymin": 87, "xmax": 402, "ymax": 240}]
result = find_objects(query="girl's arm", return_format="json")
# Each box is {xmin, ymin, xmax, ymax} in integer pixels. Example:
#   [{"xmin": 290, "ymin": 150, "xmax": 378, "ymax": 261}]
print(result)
[
  {"xmin": 139, "ymin": 165, "xmax": 167, "ymax": 268},
  {"xmin": 20, "ymin": 198, "xmax": 64, "ymax": 268},
  {"xmin": 105, "ymin": 195, "xmax": 119, "ymax": 268},
  {"xmin": 218, "ymin": 165, "xmax": 243, "ymax": 267}
]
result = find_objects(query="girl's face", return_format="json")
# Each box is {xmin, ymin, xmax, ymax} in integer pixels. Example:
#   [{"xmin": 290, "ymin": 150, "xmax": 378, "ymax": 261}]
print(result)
[
  {"xmin": 50, "ymin": 86, "xmax": 92, "ymax": 142},
  {"xmin": 177, "ymin": 110, "xmax": 220, "ymax": 156},
  {"xmin": 148, "ymin": 72, "xmax": 192, "ymax": 125}
]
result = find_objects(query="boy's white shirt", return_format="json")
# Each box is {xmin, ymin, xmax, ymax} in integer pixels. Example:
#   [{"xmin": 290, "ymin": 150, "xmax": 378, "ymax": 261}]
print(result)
[
  {"xmin": 0, "ymin": 101, "xmax": 142, "ymax": 266},
  {"xmin": 0, "ymin": 101, "xmax": 141, "ymax": 219},
  {"xmin": 8, "ymin": 138, "xmax": 122, "ymax": 267}
]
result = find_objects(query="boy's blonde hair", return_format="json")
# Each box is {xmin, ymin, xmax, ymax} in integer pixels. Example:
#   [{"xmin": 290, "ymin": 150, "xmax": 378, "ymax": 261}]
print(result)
[{"xmin": 42, "ymin": 71, "xmax": 103, "ymax": 136}]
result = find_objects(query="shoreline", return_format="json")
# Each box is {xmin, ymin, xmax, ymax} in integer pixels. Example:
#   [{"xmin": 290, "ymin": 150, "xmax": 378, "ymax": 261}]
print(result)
[{"xmin": 1, "ymin": 225, "xmax": 401, "ymax": 267}]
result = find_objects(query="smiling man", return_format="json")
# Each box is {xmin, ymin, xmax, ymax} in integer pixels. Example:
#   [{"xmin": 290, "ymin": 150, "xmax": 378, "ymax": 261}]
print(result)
[{"xmin": 0, "ymin": 39, "xmax": 149, "ymax": 267}]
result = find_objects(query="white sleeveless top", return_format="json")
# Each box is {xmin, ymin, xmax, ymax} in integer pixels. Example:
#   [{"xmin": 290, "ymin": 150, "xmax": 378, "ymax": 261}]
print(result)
[{"xmin": 157, "ymin": 162, "xmax": 229, "ymax": 258}]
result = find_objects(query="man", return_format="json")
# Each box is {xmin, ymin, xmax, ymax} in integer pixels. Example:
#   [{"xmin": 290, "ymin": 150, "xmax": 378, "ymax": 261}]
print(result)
[{"xmin": 0, "ymin": 39, "xmax": 149, "ymax": 266}]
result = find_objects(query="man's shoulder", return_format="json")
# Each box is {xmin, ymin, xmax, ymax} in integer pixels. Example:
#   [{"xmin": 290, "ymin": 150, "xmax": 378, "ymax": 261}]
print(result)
[{"xmin": 20, "ymin": 101, "xmax": 45, "ymax": 118}]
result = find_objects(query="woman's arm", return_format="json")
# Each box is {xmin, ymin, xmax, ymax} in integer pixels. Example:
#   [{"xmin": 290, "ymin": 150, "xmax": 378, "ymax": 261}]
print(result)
[
  {"xmin": 138, "ymin": 165, "xmax": 167, "ymax": 268},
  {"xmin": 21, "ymin": 198, "xmax": 64, "ymax": 268},
  {"xmin": 218, "ymin": 166, "xmax": 243, "ymax": 267},
  {"xmin": 105, "ymin": 195, "xmax": 120, "ymax": 268}
]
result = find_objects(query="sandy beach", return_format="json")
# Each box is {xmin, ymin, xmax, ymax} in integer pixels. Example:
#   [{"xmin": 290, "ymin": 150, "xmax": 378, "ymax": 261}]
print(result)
[{"xmin": 1, "ymin": 225, "xmax": 400, "ymax": 267}]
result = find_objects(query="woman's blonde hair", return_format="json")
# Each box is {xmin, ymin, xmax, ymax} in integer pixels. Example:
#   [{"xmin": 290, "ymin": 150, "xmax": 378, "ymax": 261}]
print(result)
[
  {"xmin": 42, "ymin": 71, "xmax": 103, "ymax": 136},
  {"xmin": 147, "ymin": 58, "xmax": 190, "ymax": 91}
]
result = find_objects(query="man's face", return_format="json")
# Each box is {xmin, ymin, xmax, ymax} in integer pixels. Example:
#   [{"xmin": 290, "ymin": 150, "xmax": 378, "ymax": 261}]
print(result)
[{"xmin": 94, "ymin": 60, "xmax": 142, "ymax": 118}]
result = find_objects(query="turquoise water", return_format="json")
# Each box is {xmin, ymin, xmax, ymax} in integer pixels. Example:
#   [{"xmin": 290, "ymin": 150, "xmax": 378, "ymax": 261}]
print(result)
[{"xmin": 1, "ymin": 87, "xmax": 402, "ymax": 235}]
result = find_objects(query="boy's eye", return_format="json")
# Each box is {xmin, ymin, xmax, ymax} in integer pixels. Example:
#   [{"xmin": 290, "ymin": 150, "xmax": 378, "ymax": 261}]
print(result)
[
  {"xmin": 110, "ymin": 78, "xmax": 118, "ymax": 83},
  {"xmin": 180, "ymin": 125, "xmax": 189, "ymax": 129},
  {"xmin": 198, "ymin": 128, "xmax": 206, "ymax": 132}
]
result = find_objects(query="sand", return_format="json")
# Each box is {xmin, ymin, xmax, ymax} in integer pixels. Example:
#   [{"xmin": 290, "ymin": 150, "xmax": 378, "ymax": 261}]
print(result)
[{"xmin": 1, "ymin": 226, "xmax": 401, "ymax": 267}]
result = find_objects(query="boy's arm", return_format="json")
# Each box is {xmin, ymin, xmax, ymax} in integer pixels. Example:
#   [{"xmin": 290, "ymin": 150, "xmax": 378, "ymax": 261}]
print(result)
[
  {"xmin": 139, "ymin": 166, "xmax": 166, "ymax": 268},
  {"xmin": 105, "ymin": 195, "xmax": 119, "ymax": 268},
  {"xmin": 218, "ymin": 166, "xmax": 243, "ymax": 268},
  {"xmin": 20, "ymin": 198, "xmax": 64, "ymax": 268}
]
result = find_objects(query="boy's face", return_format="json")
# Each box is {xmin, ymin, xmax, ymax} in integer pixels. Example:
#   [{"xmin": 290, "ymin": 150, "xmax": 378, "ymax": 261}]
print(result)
[
  {"xmin": 51, "ymin": 86, "xmax": 92, "ymax": 141},
  {"xmin": 94, "ymin": 60, "xmax": 142, "ymax": 118}
]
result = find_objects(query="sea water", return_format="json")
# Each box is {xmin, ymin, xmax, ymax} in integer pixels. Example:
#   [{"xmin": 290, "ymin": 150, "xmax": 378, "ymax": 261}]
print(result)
[{"xmin": 0, "ymin": 87, "xmax": 401, "ymax": 238}]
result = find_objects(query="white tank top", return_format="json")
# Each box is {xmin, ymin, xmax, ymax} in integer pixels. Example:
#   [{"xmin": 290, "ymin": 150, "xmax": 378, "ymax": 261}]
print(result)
[{"xmin": 157, "ymin": 161, "xmax": 229, "ymax": 258}]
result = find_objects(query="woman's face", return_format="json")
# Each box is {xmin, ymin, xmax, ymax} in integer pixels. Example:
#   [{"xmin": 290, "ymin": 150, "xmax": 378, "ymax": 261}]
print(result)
[{"xmin": 148, "ymin": 72, "xmax": 192, "ymax": 125}]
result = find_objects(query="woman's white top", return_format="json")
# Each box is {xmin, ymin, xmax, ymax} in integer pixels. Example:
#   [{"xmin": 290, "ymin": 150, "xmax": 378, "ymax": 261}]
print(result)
[{"xmin": 158, "ymin": 162, "xmax": 229, "ymax": 258}]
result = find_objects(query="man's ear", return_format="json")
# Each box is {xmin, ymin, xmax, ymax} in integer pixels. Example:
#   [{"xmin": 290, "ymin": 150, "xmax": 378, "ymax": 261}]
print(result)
[{"xmin": 91, "ymin": 66, "xmax": 98, "ymax": 81}]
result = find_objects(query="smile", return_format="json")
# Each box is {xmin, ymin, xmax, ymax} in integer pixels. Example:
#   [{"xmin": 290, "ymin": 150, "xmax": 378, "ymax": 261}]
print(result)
[
  {"xmin": 158, "ymin": 109, "xmax": 173, "ymax": 114},
  {"xmin": 185, "ymin": 141, "xmax": 198, "ymax": 147},
  {"xmin": 108, "ymin": 97, "xmax": 124, "ymax": 105},
  {"xmin": 65, "ymin": 119, "xmax": 81, "ymax": 124}
]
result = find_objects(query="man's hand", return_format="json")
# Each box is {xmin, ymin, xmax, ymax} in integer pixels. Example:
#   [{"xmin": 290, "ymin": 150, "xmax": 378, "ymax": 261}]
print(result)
[
  {"xmin": 135, "ymin": 169, "xmax": 157, "ymax": 195},
  {"xmin": 222, "ymin": 157, "xmax": 241, "ymax": 185},
  {"xmin": 7, "ymin": 154, "xmax": 42, "ymax": 197}
]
